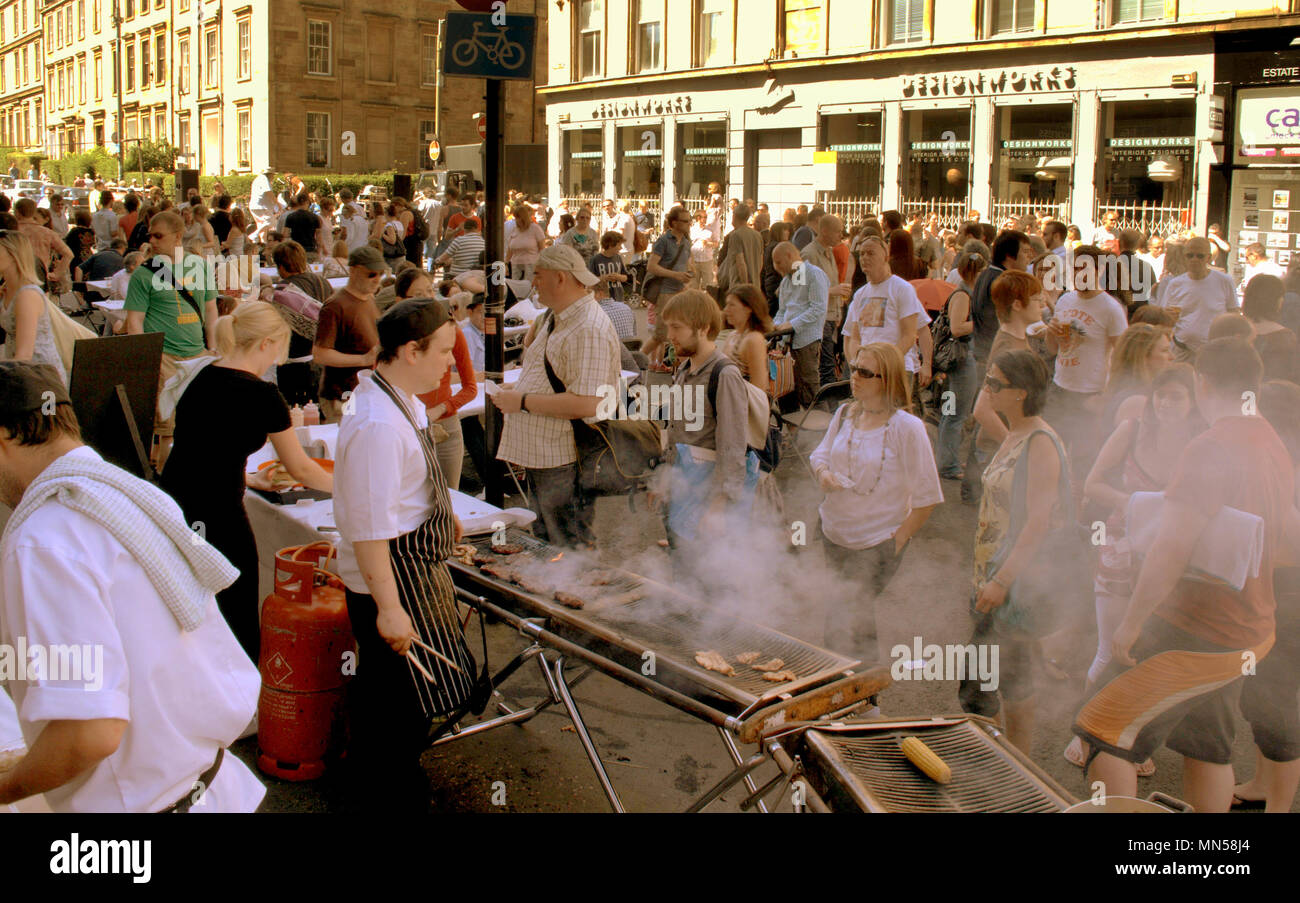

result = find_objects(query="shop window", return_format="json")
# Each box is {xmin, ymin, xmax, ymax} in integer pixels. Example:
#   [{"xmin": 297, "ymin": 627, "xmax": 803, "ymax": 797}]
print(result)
[
  {"xmin": 783, "ymin": 0, "xmax": 821, "ymax": 57},
  {"xmin": 992, "ymin": 103, "xmax": 1073, "ymax": 225},
  {"xmin": 616, "ymin": 125, "xmax": 661, "ymax": 202},
  {"xmin": 900, "ymin": 107, "xmax": 971, "ymax": 227},
  {"xmin": 1098, "ymin": 98, "xmax": 1194, "ymax": 236},
  {"xmin": 563, "ymin": 129, "xmax": 603, "ymax": 198},
  {"xmin": 678, "ymin": 122, "xmax": 727, "ymax": 206},
  {"xmin": 635, "ymin": 0, "xmax": 662, "ymax": 73},
  {"xmin": 820, "ymin": 111, "xmax": 883, "ymax": 214}
]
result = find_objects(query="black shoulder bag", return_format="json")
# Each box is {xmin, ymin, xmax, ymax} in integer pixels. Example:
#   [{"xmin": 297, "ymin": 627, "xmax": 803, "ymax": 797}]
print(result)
[
  {"xmin": 536, "ymin": 310, "xmax": 662, "ymax": 495},
  {"xmin": 142, "ymin": 257, "xmax": 207, "ymax": 322}
]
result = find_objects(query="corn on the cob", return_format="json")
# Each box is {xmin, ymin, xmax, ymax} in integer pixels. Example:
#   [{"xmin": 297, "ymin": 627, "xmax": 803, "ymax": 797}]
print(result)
[{"xmin": 900, "ymin": 736, "xmax": 952, "ymax": 784}]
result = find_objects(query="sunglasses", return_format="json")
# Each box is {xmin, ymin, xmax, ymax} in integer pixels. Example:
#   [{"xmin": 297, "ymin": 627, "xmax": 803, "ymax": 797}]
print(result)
[
  {"xmin": 851, "ymin": 366, "xmax": 882, "ymax": 380},
  {"xmin": 985, "ymin": 376, "xmax": 1009, "ymax": 393}
]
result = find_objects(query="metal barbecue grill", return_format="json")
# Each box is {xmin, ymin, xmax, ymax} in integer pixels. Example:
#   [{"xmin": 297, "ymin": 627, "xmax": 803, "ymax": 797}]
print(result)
[
  {"xmin": 442, "ymin": 527, "xmax": 889, "ymax": 812},
  {"xmin": 693, "ymin": 716, "xmax": 1076, "ymax": 813}
]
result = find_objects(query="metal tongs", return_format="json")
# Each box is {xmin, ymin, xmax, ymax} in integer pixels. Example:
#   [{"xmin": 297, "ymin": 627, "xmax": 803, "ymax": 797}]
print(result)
[{"xmin": 405, "ymin": 635, "xmax": 466, "ymax": 686}]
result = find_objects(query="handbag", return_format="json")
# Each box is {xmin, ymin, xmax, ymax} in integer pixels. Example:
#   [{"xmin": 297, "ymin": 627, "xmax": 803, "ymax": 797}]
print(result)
[
  {"xmin": 43, "ymin": 293, "xmax": 96, "ymax": 374},
  {"xmin": 706, "ymin": 359, "xmax": 780, "ymax": 471},
  {"xmin": 537, "ymin": 311, "xmax": 662, "ymax": 495},
  {"xmin": 766, "ymin": 341, "xmax": 796, "ymax": 400},
  {"xmin": 641, "ymin": 233, "xmax": 687, "ymax": 304},
  {"xmin": 931, "ymin": 289, "xmax": 970, "ymax": 374},
  {"xmin": 986, "ymin": 429, "xmax": 1093, "ymax": 635}
]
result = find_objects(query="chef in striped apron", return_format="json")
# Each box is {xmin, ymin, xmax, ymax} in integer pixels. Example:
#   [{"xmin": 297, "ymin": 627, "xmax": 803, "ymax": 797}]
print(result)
[{"xmin": 334, "ymin": 298, "xmax": 474, "ymax": 812}]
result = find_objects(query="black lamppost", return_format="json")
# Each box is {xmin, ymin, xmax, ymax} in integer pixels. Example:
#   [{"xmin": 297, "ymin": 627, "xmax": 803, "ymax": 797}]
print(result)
[{"xmin": 112, "ymin": 1, "xmax": 123, "ymax": 180}]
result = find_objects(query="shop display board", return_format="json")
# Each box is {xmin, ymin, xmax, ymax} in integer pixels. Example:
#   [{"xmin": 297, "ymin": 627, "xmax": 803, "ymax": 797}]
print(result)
[{"xmin": 1229, "ymin": 168, "xmax": 1300, "ymax": 284}]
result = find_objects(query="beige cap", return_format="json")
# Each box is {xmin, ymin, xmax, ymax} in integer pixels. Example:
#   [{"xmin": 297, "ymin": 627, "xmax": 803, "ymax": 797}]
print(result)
[{"xmin": 535, "ymin": 244, "xmax": 598, "ymax": 287}]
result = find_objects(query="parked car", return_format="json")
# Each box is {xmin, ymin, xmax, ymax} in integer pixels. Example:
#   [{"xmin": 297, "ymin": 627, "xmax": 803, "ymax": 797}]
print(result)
[
  {"xmin": 64, "ymin": 187, "xmax": 91, "ymax": 209},
  {"xmin": 7, "ymin": 179, "xmax": 45, "ymax": 203}
]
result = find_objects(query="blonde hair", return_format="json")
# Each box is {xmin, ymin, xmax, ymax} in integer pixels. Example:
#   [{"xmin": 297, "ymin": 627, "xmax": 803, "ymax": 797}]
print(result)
[
  {"xmin": 0, "ymin": 230, "xmax": 42, "ymax": 288},
  {"xmin": 854, "ymin": 342, "xmax": 911, "ymax": 411},
  {"xmin": 331, "ymin": 239, "xmax": 348, "ymax": 259},
  {"xmin": 1109, "ymin": 323, "xmax": 1169, "ymax": 386},
  {"xmin": 215, "ymin": 301, "xmax": 290, "ymax": 362},
  {"xmin": 660, "ymin": 289, "xmax": 723, "ymax": 340}
]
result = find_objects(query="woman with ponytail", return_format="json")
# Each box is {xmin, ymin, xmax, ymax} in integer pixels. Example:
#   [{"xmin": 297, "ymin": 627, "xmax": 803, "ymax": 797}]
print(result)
[{"xmin": 161, "ymin": 301, "xmax": 333, "ymax": 659}]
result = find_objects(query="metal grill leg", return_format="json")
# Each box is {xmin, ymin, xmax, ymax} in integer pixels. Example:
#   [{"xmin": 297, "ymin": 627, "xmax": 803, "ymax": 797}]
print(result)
[
  {"xmin": 717, "ymin": 727, "xmax": 770, "ymax": 814},
  {"xmin": 544, "ymin": 654, "xmax": 626, "ymax": 813}
]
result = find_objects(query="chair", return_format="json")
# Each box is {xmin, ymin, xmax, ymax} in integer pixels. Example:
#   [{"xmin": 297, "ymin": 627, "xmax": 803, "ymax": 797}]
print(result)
[{"xmin": 780, "ymin": 379, "xmax": 852, "ymax": 479}]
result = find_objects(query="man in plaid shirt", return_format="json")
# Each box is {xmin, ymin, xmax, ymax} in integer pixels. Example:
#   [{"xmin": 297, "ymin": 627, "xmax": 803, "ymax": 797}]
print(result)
[{"xmin": 494, "ymin": 245, "xmax": 622, "ymax": 548}]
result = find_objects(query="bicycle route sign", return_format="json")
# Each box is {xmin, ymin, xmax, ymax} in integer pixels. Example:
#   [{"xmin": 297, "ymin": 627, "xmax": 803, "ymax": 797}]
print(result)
[{"xmin": 442, "ymin": 11, "xmax": 536, "ymax": 80}]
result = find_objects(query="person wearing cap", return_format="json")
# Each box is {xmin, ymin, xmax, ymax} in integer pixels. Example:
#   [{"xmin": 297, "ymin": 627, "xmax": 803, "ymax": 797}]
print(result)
[
  {"xmin": 0, "ymin": 362, "xmax": 265, "ymax": 812},
  {"xmin": 125, "ymin": 209, "xmax": 218, "ymax": 470},
  {"xmin": 495, "ymin": 244, "xmax": 621, "ymax": 549},
  {"xmin": 312, "ymin": 246, "xmax": 384, "ymax": 423},
  {"xmin": 333, "ymin": 300, "xmax": 472, "ymax": 812}
]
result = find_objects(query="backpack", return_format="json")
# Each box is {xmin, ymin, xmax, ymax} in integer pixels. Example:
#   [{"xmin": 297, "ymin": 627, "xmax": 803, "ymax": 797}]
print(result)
[
  {"xmin": 381, "ymin": 223, "xmax": 404, "ymax": 258},
  {"xmin": 931, "ymin": 288, "xmax": 971, "ymax": 374},
  {"xmin": 412, "ymin": 210, "xmax": 430, "ymax": 243},
  {"xmin": 706, "ymin": 360, "xmax": 782, "ymax": 473}
]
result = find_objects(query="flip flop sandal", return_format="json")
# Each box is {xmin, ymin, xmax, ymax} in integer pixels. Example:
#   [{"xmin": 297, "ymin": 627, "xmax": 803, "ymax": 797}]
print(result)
[
  {"xmin": 1064, "ymin": 736, "xmax": 1087, "ymax": 769},
  {"xmin": 1137, "ymin": 759, "xmax": 1156, "ymax": 778}
]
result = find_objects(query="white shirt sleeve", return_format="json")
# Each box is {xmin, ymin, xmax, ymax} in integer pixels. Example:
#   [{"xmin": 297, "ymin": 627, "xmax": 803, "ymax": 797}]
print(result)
[
  {"xmin": 810, "ymin": 404, "xmax": 845, "ymax": 473},
  {"xmin": 336, "ymin": 419, "xmax": 416, "ymax": 543},
  {"xmin": 898, "ymin": 415, "xmax": 944, "ymax": 509},
  {"xmin": 2, "ymin": 541, "xmax": 130, "ymax": 724}
]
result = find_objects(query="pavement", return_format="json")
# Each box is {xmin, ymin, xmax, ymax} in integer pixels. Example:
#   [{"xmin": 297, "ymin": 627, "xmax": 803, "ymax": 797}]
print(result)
[{"xmin": 240, "ymin": 307, "xmax": 1293, "ymax": 812}]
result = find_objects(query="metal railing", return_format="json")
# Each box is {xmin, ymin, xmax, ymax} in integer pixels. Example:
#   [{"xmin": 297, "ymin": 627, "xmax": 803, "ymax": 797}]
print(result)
[
  {"xmin": 1094, "ymin": 200, "xmax": 1191, "ymax": 238},
  {"xmin": 991, "ymin": 199, "xmax": 1070, "ymax": 228},
  {"xmin": 900, "ymin": 197, "xmax": 971, "ymax": 231},
  {"xmin": 679, "ymin": 195, "xmax": 709, "ymax": 214},
  {"xmin": 559, "ymin": 194, "xmax": 604, "ymax": 213},
  {"xmin": 618, "ymin": 194, "xmax": 661, "ymax": 223},
  {"xmin": 820, "ymin": 196, "xmax": 881, "ymax": 227}
]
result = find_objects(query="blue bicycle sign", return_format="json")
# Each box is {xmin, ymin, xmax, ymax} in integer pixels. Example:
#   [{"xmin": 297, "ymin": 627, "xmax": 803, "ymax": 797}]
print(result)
[{"xmin": 442, "ymin": 12, "xmax": 536, "ymax": 80}]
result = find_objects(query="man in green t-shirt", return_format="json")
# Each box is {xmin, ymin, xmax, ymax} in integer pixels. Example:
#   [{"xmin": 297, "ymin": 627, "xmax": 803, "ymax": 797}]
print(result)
[{"xmin": 124, "ymin": 209, "xmax": 217, "ymax": 468}]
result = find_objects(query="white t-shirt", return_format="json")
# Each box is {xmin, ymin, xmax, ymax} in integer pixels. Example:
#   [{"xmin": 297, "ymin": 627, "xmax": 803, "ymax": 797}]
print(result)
[
  {"xmin": 91, "ymin": 207, "xmax": 118, "ymax": 250},
  {"xmin": 689, "ymin": 223, "xmax": 714, "ymax": 262},
  {"xmin": 1158, "ymin": 270, "xmax": 1238, "ymax": 348},
  {"xmin": 1051, "ymin": 291, "xmax": 1128, "ymax": 394},
  {"xmin": 0, "ymin": 447, "xmax": 264, "ymax": 813},
  {"xmin": 842, "ymin": 275, "xmax": 928, "ymax": 372},
  {"xmin": 809, "ymin": 407, "xmax": 944, "ymax": 549},
  {"xmin": 334, "ymin": 370, "xmax": 436, "ymax": 593}
]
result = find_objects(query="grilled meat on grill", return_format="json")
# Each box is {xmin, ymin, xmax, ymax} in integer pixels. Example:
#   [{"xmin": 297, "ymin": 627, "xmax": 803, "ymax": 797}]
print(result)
[
  {"xmin": 554, "ymin": 591, "xmax": 586, "ymax": 609},
  {"xmin": 472, "ymin": 550, "xmax": 496, "ymax": 566},
  {"xmin": 588, "ymin": 569, "xmax": 620, "ymax": 586},
  {"xmin": 762, "ymin": 669, "xmax": 797, "ymax": 683},
  {"xmin": 752, "ymin": 658, "xmax": 786, "ymax": 672},
  {"xmin": 480, "ymin": 561, "xmax": 557, "ymax": 598},
  {"xmin": 734, "ymin": 651, "xmax": 761, "ymax": 665},
  {"xmin": 694, "ymin": 650, "xmax": 736, "ymax": 676},
  {"xmin": 490, "ymin": 543, "xmax": 524, "ymax": 555}
]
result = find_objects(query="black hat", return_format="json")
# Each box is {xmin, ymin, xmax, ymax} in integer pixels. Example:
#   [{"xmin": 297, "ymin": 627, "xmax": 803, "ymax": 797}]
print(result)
[
  {"xmin": 377, "ymin": 299, "xmax": 451, "ymax": 355},
  {"xmin": 0, "ymin": 361, "xmax": 70, "ymax": 418}
]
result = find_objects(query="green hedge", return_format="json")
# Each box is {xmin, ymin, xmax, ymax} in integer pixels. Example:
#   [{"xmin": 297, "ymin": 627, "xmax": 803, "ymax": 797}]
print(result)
[{"xmin": 50, "ymin": 165, "xmax": 400, "ymax": 202}]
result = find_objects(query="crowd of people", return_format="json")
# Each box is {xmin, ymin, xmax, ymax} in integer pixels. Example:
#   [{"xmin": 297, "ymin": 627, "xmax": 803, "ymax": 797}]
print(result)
[{"xmin": 5, "ymin": 155, "xmax": 1300, "ymax": 817}]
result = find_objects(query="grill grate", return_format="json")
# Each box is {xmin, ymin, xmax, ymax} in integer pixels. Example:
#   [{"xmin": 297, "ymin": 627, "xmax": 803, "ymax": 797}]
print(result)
[
  {"xmin": 807, "ymin": 722, "xmax": 1067, "ymax": 813},
  {"xmin": 457, "ymin": 528, "xmax": 858, "ymax": 702},
  {"xmin": 589, "ymin": 599, "xmax": 851, "ymax": 697}
]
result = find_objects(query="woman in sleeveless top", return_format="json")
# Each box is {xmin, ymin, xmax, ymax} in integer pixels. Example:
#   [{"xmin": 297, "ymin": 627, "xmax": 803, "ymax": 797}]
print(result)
[
  {"xmin": 1063, "ymin": 363, "xmax": 1201, "ymax": 772},
  {"xmin": 960, "ymin": 349, "xmax": 1064, "ymax": 754},
  {"xmin": 0, "ymin": 230, "xmax": 66, "ymax": 383},
  {"xmin": 719, "ymin": 284, "xmax": 771, "ymax": 393}
]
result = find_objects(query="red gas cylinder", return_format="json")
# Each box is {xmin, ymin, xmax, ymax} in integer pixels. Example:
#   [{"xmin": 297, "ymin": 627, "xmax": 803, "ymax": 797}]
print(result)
[{"xmin": 257, "ymin": 542, "xmax": 354, "ymax": 781}]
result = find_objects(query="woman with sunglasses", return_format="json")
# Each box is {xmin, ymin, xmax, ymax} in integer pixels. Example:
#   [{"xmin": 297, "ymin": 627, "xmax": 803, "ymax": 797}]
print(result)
[
  {"xmin": 959, "ymin": 349, "xmax": 1065, "ymax": 752},
  {"xmin": 810, "ymin": 342, "xmax": 941, "ymax": 671}
]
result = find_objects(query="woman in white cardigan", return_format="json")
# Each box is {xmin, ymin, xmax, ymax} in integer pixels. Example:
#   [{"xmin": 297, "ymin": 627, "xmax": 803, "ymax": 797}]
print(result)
[{"xmin": 811, "ymin": 341, "xmax": 943, "ymax": 667}]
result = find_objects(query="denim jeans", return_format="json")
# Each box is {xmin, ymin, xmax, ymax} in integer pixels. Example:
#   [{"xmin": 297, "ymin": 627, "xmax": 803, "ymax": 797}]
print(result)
[{"xmin": 937, "ymin": 350, "xmax": 977, "ymax": 476}]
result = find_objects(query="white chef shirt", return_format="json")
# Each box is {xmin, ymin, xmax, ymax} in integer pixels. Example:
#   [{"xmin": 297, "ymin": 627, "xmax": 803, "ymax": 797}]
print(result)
[
  {"xmin": 843, "ymin": 275, "xmax": 928, "ymax": 372},
  {"xmin": 1158, "ymin": 270, "xmax": 1238, "ymax": 348},
  {"xmin": 334, "ymin": 370, "xmax": 436, "ymax": 593},
  {"xmin": 0, "ymin": 447, "xmax": 264, "ymax": 813},
  {"xmin": 810, "ymin": 408, "xmax": 944, "ymax": 549},
  {"xmin": 1051, "ymin": 291, "xmax": 1128, "ymax": 394}
]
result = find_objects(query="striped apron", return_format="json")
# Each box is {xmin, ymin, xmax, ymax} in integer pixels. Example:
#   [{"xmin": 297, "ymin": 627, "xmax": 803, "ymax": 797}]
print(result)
[{"xmin": 371, "ymin": 371, "xmax": 476, "ymax": 718}]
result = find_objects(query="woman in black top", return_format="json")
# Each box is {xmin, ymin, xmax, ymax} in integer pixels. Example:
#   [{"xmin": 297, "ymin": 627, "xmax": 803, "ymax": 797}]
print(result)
[
  {"xmin": 760, "ymin": 221, "xmax": 793, "ymax": 318},
  {"xmin": 162, "ymin": 301, "xmax": 333, "ymax": 660},
  {"xmin": 268, "ymin": 239, "xmax": 332, "ymax": 405}
]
